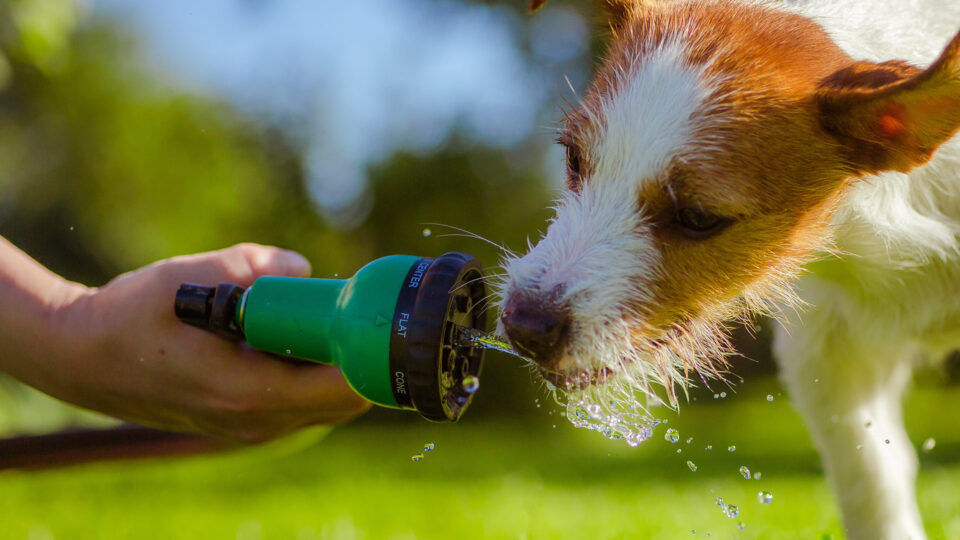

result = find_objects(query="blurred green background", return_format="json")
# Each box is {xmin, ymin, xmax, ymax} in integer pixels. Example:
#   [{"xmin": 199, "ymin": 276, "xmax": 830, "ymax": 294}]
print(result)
[{"xmin": 1, "ymin": 0, "xmax": 958, "ymax": 538}]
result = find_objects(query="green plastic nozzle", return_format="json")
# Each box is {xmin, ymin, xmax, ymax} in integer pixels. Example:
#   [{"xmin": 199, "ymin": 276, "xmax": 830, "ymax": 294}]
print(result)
[{"xmin": 174, "ymin": 253, "xmax": 487, "ymax": 422}]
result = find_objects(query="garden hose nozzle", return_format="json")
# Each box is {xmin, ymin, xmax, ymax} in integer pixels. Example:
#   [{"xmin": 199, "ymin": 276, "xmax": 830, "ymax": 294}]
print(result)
[{"xmin": 174, "ymin": 252, "xmax": 487, "ymax": 422}]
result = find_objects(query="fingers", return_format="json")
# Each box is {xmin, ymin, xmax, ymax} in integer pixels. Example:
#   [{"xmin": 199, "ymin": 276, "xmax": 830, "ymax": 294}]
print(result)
[
  {"xmin": 279, "ymin": 363, "xmax": 373, "ymax": 423},
  {"xmin": 203, "ymin": 352, "xmax": 371, "ymax": 442}
]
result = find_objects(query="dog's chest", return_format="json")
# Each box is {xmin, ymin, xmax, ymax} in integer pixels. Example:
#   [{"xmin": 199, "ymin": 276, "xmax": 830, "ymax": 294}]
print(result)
[{"xmin": 803, "ymin": 254, "xmax": 960, "ymax": 358}]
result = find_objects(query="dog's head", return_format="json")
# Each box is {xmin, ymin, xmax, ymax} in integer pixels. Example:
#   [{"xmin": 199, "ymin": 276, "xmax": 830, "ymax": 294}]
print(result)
[{"xmin": 500, "ymin": 1, "xmax": 960, "ymax": 404}]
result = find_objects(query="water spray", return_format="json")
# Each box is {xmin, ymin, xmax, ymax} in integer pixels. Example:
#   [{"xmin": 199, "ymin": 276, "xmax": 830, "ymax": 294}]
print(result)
[{"xmin": 174, "ymin": 252, "xmax": 488, "ymax": 422}]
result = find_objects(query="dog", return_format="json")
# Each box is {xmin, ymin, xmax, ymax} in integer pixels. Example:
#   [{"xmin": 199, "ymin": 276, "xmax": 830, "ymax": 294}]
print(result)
[{"xmin": 497, "ymin": 1, "xmax": 960, "ymax": 538}]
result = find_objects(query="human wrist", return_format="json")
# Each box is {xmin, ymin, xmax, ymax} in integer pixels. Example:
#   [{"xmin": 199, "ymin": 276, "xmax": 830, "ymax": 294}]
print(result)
[{"xmin": 0, "ymin": 268, "xmax": 94, "ymax": 392}]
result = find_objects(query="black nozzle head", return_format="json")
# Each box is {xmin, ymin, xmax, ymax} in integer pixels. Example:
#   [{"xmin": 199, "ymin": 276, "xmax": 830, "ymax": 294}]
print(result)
[
  {"xmin": 393, "ymin": 252, "xmax": 487, "ymax": 422},
  {"xmin": 175, "ymin": 283, "xmax": 246, "ymax": 341}
]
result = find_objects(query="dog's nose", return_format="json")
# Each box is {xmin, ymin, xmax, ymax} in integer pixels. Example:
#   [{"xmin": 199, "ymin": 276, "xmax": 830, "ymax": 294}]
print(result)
[{"xmin": 500, "ymin": 296, "xmax": 569, "ymax": 363}]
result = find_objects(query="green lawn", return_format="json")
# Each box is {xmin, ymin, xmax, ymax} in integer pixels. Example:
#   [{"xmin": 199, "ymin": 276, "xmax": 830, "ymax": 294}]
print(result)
[{"xmin": 2, "ymin": 379, "xmax": 959, "ymax": 540}]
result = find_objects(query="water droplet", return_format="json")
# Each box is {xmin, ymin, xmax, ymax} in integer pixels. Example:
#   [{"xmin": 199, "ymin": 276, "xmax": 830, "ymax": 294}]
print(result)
[
  {"xmin": 665, "ymin": 428, "xmax": 680, "ymax": 443},
  {"xmin": 884, "ymin": 439, "xmax": 890, "ymax": 445},
  {"xmin": 462, "ymin": 375, "xmax": 480, "ymax": 393},
  {"xmin": 753, "ymin": 472, "xmax": 762, "ymax": 480},
  {"xmin": 728, "ymin": 445, "xmax": 736, "ymax": 452},
  {"xmin": 720, "ymin": 391, "xmax": 727, "ymax": 398},
  {"xmin": 724, "ymin": 505, "xmax": 740, "ymax": 518},
  {"xmin": 686, "ymin": 437, "xmax": 693, "ymax": 444},
  {"xmin": 587, "ymin": 404, "xmax": 601, "ymax": 416},
  {"xmin": 738, "ymin": 522, "xmax": 745, "ymax": 531},
  {"xmin": 814, "ymin": 378, "xmax": 820, "ymax": 383},
  {"xmin": 713, "ymin": 393, "xmax": 720, "ymax": 399},
  {"xmin": 739, "ymin": 465, "xmax": 751, "ymax": 479},
  {"xmin": 922, "ymin": 437, "xmax": 936, "ymax": 453},
  {"xmin": 411, "ymin": 454, "xmax": 424, "ymax": 462},
  {"xmin": 705, "ymin": 445, "xmax": 713, "ymax": 451},
  {"xmin": 766, "ymin": 394, "xmax": 774, "ymax": 402},
  {"xmin": 865, "ymin": 420, "xmax": 873, "ymax": 428},
  {"xmin": 69, "ymin": 226, "xmax": 75, "ymax": 231},
  {"xmin": 266, "ymin": 387, "xmax": 272, "ymax": 392},
  {"xmin": 715, "ymin": 497, "xmax": 724, "ymax": 507},
  {"xmin": 422, "ymin": 228, "xmax": 432, "ymax": 237},
  {"xmin": 285, "ymin": 348, "xmax": 292, "ymax": 355},
  {"xmin": 676, "ymin": 448, "xmax": 682, "ymax": 454},
  {"xmin": 686, "ymin": 460, "xmax": 697, "ymax": 472},
  {"xmin": 856, "ymin": 444, "xmax": 863, "ymax": 450},
  {"xmin": 691, "ymin": 530, "xmax": 696, "ymax": 535},
  {"xmin": 423, "ymin": 442, "xmax": 435, "ymax": 452},
  {"xmin": 333, "ymin": 273, "xmax": 339, "ymax": 277},
  {"xmin": 758, "ymin": 491, "xmax": 773, "ymax": 504},
  {"xmin": 552, "ymin": 424, "xmax": 557, "ymax": 428}
]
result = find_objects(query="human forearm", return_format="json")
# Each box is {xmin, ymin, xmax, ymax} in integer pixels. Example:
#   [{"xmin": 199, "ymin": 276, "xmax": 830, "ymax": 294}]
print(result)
[{"xmin": 0, "ymin": 236, "xmax": 91, "ymax": 387}]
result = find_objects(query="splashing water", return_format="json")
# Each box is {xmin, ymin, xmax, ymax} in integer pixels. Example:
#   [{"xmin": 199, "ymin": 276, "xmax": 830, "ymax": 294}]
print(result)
[
  {"xmin": 758, "ymin": 491, "xmax": 773, "ymax": 504},
  {"xmin": 457, "ymin": 328, "xmax": 524, "ymax": 357},
  {"xmin": 739, "ymin": 465, "xmax": 751, "ymax": 479},
  {"xmin": 665, "ymin": 428, "xmax": 680, "ymax": 443},
  {"xmin": 457, "ymin": 328, "xmax": 662, "ymax": 447}
]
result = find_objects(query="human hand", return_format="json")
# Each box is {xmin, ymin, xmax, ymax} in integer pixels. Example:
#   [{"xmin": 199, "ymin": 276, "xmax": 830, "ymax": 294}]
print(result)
[{"xmin": 39, "ymin": 244, "xmax": 371, "ymax": 442}]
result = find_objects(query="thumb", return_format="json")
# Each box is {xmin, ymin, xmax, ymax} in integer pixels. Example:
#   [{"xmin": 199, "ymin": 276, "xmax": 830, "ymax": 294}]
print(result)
[
  {"xmin": 155, "ymin": 243, "xmax": 312, "ymax": 289},
  {"xmin": 229, "ymin": 243, "xmax": 312, "ymax": 280}
]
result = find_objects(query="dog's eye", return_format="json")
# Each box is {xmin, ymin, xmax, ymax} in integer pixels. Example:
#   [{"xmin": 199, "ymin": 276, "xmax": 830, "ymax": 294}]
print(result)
[
  {"xmin": 676, "ymin": 208, "xmax": 729, "ymax": 239},
  {"xmin": 565, "ymin": 145, "xmax": 583, "ymax": 191}
]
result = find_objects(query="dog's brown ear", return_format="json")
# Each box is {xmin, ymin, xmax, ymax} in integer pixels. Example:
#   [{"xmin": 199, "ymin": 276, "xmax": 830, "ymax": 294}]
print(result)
[
  {"xmin": 528, "ymin": 0, "xmax": 549, "ymax": 11},
  {"xmin": 528, "ymin": 1, "xmax": 635, "ymax": 32},
  {"xmin": 817, "ymin": 30, "xmax": 960, "ymax": 174}
]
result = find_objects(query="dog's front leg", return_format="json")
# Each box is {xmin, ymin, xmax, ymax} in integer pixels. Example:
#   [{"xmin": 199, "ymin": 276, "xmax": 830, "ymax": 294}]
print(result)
[{"xmin": 773, "ymin": 290, "xmax": 925, "ymax": 540}]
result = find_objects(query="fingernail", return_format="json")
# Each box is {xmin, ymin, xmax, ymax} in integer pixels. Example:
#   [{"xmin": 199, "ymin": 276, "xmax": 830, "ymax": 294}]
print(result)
[{"xmin": 280, "ymin": 250, "xmax": 312, "ymax": 276}]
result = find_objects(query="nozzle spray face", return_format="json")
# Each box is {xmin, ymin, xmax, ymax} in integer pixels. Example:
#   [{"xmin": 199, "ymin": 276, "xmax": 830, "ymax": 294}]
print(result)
[
  {"xmin": 390, "ymin": 252, "xmax": 486, "ymax": 421},
  {"xmin": 174, "ymin": 252, "xmax": 487, "ymax": 422}
]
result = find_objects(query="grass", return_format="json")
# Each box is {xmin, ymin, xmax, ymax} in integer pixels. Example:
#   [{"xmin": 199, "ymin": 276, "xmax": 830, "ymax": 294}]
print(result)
[{"xmin": 1, "ymin": 377, "xmax": 959, "ymax": 540}]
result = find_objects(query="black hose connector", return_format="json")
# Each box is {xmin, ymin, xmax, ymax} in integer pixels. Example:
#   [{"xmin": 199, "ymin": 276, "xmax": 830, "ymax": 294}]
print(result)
[{"xmin": 174, "ymin": 283, "xmax": 246, "ymax": 341}]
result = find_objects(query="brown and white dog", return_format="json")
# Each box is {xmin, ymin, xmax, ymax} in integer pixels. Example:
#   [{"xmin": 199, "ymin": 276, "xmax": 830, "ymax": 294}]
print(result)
[{"xmin": 498, "ymin": 1, "xmax": 960, "ymax": 538}]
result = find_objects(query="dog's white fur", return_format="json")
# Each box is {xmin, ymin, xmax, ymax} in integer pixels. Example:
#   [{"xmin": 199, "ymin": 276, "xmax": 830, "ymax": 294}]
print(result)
[
  {"xmin": 775, "ymin": 2, "xmax": 960, "ymax": 538},
  {"xmin": 503, "ymin": 1, "xmax": 960, "ymax": 538},
  {"xmin": 501, "ymin": 38, "xmax": 706, "ymax": 372}
]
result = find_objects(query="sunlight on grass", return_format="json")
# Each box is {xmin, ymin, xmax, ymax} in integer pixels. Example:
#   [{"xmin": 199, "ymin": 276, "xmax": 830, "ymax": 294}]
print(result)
[{"xmin": 1, "ymin": 378, "xmax": 958, "ymax": 539}]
